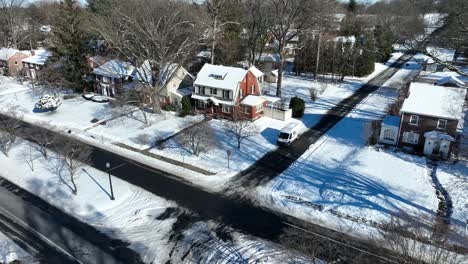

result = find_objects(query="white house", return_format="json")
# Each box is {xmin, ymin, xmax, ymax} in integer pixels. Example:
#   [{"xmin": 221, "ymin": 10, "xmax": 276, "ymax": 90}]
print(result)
[{"xmin": 379, "ymin": 115, "xmax": 401, "ymax": 146}]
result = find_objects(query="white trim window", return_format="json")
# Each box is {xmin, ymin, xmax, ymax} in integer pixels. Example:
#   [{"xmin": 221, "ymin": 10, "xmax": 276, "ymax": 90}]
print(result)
[
  {"xmin": 402, "ymin": 132, "xmax": 419, "ymax": 144},
  {"xmin": 222, "ymin": 104, "xmax": 232, "ymax": 113},
  {"xmin": 223, "ymin": 90, "xmax": 230, "ymax": 99},
  {"xmin": 409, "ymin": 115, "xmax": 419, "ymax": 126},
  {"xmin": 255, "ymin": 104, "xmax": 263, "ymax": 113},
  {"xmin": 383, "ymin": 129, "xmax": 395, "ymax": 141},
  {"xmin": 241, "ymin": 105, "xmax": 250, "ymax": 114},
  {"xmin": 197, "ymin": 100, "xmax": 207, "ymax": 109},
  {"xmin": 250, "ymin": 85, "xmax": 255, "ymax": 94},
  {"xmin": 437, "ymin": 119, "xmax": 447, "ymax": 130}
]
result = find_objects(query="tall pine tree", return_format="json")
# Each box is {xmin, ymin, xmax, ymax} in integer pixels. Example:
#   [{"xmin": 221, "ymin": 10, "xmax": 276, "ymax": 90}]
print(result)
[{"xmin": 48, "ymin": 0, "xmax": 90, "ymax": 91}]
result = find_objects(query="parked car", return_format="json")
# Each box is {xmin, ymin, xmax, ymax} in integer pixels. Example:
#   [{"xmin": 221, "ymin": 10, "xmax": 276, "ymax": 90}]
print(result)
[{"xmin": 277, "ymin": 122, "xmax": 306, "ymax": 146}]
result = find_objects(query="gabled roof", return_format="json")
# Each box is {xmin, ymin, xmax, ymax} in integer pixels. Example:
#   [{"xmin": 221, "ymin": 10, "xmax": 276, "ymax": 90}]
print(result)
[
  {"xmin": 248, "ymin": 66, "xmax": 264, "ymax": 78},
  {"xmin": 93, "ymin": 59, "xmax": 135, "ymax": 78},
  {"xmin": 194, "ymin": 64, "xmax": 247, "ymax": 91},
  {"xmin": 22, "ymin": 51, "xmax": 51, "ymax": 65},
  {"xmin": 0, "ymin": 48, "xmax": 19, "ymax": 61},
  {"xmin": 401, "ymin": 82, "xmax": 466, "ymax": 120}
]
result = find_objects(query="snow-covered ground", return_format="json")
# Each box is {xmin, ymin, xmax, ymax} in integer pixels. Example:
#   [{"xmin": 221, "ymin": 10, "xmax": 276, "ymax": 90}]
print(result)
[
  {"xmin": 0, "ymin": 231, "xmax": 38, "ymax": 264},
  {"xmin": 0, "ymin": 141, "xmax": 307, "ymax": 263},
  {"xmin": 252, "ymin": 54, "xmax": 443, "ymax": 239},
  {"xmin": 147, "ymin": 55, "xmax": 404, "ymax": 188},
  {"xmin": 436, "ymin": 161, "xmax": 468, "ymax": 228}
]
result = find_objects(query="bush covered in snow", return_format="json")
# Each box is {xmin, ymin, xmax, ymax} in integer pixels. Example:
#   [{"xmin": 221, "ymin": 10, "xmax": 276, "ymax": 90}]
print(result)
[{"xmin": 35, "ymin": 94, "xmax": 62, "ymax": 111}]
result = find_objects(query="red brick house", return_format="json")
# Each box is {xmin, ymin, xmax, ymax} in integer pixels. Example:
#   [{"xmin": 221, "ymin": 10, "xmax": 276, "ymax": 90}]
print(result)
[
  {"xmin": 0, "ymin": 48, "xmax": 31, "ymax": 77},
  {"xmin": 398, "ymin": 82, "xmax": 466, "ymax": 159},
  {"xmin": 192, "ymin": 64, "xmax": 267, "ymax": 120}
]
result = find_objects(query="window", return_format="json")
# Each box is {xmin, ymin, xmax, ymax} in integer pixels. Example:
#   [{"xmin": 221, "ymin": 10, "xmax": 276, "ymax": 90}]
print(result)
[
  {"xmin": 198, "ymin": 100, "xmax": 207, "ymax": 108},
  {"xmin": 437, "ymin": 119, "xmax": 447, "ymax": 130},
  {"xmin": 383, "ymin": 129, "xmax": 395, "ymax": 141},
  {"xmin": 103, "ymin": 76, "xmax": 111, "ymax": 83},
  {"xmin": 210, "ymin": 88, "xmax": 217, "ymax": 95},
  {"xmin": 200, "ymin": 86, "xmax": 205, "ymax": 95},
  {"xmin": 222, "ymin": 104, "xmax": 232, "ymax": 113},
  {"xmin": 250, "ymin": 85, "xmax": 255, "ymax": 94},
  {"xmin": 241, "ymin": 105, "xmax": 250, "ymax": 114},
  {"xmin": 409, "ymin": 115, "xmax": 419, "ymax": 125},
  {"xmin": 255, "ymin": 104, "xmax": 263, "ymax": 113},
  {"xmin": 402, "ymin": 132, "xmax": 419, "ymax": 144},
  {"xmin": 223, "ymin": 90, "xmax": 230, "ymax": 99}
]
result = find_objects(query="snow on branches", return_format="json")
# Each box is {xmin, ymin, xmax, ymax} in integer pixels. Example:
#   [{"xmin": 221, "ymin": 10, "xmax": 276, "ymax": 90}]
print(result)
[{"xmin": 35, "ymin": 94, "xmax": 62, "ymax": 111}]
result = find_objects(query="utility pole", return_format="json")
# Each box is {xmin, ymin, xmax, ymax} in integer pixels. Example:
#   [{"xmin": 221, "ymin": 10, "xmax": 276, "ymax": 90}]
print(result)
[{"xmin": 105, "ymin": 162, "xmax": 115, "ymax": 200}]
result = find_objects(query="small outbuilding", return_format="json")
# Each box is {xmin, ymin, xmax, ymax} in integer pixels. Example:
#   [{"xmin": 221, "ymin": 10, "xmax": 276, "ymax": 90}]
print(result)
[{"xmin": 379, "ymin": 115, "xmax": 401, "ymax": 146}]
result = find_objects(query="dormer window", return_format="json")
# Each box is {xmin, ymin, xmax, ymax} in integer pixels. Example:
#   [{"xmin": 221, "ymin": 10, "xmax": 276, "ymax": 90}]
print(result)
[{"xmin": 210, "ymin": 73, "xmax": 227, "ymax": 80}]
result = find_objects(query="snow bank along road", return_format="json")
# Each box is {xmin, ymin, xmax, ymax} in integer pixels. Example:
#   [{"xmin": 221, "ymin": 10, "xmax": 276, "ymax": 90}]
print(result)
[
  {"xmin": 0, "ymin": 177, "xmax": 143, "ymax": 264},
  {"xmin": 228, "ymin": 52, "xmax": 417, "ymax": 191},
  {"xmin": 0, "ymin": 53, "xmax": 415, "ymax": 263}
]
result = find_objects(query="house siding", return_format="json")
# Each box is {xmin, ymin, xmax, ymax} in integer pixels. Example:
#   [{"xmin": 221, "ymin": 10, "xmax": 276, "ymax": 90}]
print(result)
[{"xmin": 399, "ymin": 112, "xmax": 458, "ymax": 151}]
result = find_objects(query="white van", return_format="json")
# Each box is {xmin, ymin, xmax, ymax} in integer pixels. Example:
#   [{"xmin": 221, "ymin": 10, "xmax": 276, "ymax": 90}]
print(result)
[{"xmin": 277, "ymin": 122, "xmax": 306, "ymax": 146}]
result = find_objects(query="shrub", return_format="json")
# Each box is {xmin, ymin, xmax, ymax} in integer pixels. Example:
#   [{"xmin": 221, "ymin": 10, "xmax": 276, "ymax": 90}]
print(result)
[
  {"xmin": 63, "ymin": 94, "xmax": 77, "ymax": 100},
  {"xmin": 289, "ymin": 96, "xmax": 305, "ymax": 118},
  {"xmin": 162, "ymin": 104, "xmax": 176, "ymax": 112},
  {"xmin": 180, "ymin": 96, "xmax": 192, "ymax": 117}
]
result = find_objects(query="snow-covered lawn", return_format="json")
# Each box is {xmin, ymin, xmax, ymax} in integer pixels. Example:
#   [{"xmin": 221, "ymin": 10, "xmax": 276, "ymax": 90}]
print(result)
[
  {"xmin": 252, "ymin": 54, "xmax": 441, "ymax": 239},
  {"xmin": 0, "ymin": 231, "xmax": 38, "ymax": 264},
  {"xmin": 149, "ymin": 57, "xmax": 401, "ymax": 185},
  {"xmin": 0, "ymin": 141, "xmax": 302, "ymax": 263}
]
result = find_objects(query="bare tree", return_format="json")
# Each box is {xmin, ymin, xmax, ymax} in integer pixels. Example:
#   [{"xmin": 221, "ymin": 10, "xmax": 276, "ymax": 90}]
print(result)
[
  {"xmin": 56, "ymin": 137, "xmax": 93, "ymax": 195},
  {"xmin": 92, "ymin": 0, "xmax": 205, "ymax": 114},
  {"xmin": 111, "ymin": 88, "xmax": 149, "ymax": 125},
  {"xmin": 25, "ymin": 122, "xmax": 57, "ymax": 159},
  {"xmin": 180, "ymin": 121, "xmax": 214, "ymax": 156},
  {"xmin": 0, "ymin": 111, "xmax": 23, "ymax": 157},
  {"xmin": 225, "ymin": 110, "xmax": 259, "ymax": 149},
  {"xmin": 0, "ymin": 0, "xmax": 26, "ymax": 48},
  {"xmin": 265, "ymin": 0, "xmax": 317, "ymax": 97},
  {"xmin": 242, "ymin": 0, "xmax": 271, "ymax": 67},
  {"xmin": 377, "ymin": 213, "xmax": 465, "ymax": 264},
  {"xmin": 22, "ymin": 141, "xmax": 40, "ymax": 171}
]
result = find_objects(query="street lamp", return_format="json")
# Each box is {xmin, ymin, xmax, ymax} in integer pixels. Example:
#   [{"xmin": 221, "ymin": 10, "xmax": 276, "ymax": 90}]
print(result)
[{"xmin": 106, "ymin": 162, "xmax": 115, "ymax": 200}]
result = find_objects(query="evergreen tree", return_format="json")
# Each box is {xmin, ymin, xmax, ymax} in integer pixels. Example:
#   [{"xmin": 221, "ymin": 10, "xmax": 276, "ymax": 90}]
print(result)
[
  {"xmin": 180, "ymin": 96, "xmax": 192, "ymax": 117},
  {"xmin": 354, "ymin": 35, "xmax": 376, "ymax": 77},
  {"xmin": 289, "ymin": 96, "xmax": 305, "ymax": 118},
  {"xmin": 47, "ymin": 0, "xmax": 91, "ymax": 91},
  {"xmin": 374, "ymin": 24, "xmax": 394, "ymax": 63}
]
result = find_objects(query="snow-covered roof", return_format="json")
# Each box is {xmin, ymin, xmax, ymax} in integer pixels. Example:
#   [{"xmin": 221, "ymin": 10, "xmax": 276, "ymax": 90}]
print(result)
[
  {"xmin": 93, "ymin": 60, "xmax": 135, "ymax": 78},
  {"xmin": 424, "ymin": 13, "xmax": 446, "ymax": 29},
  {"xmin": 194, "ymin": 64, "xmax": 247, "ymax": 91},
  {"xmin": 269, "ymin": 70, "xmax": 279, "ymax": 77},
  {"xmin": 382, "ymin": 115, "xmax": 401, "ymax": 128},
  {"xmin": 241, "ymin": 95, "xmax": 266, "ymax": 106},
  {"xmin": 435, "ymin": 76, "xmax": 465, "ymax": 88},
  {"xmin": 248, "ymin": 66, "xmax": 264, "ymax": 78},
  {"xmin": 89, "ymin": 55, "xmax": 107, "ymax": 65},
  {"xmin": 22, "ymin": 51, "xmax": 51, "ymax": 65},
  {"xmin": 159, "ymin": 63, "xmax": 180, "ymax": 87},
  {"xmin": 172, "ymin": 87, "xmax": 193, "ymax": 99},
  {"xmin": 424, "ymin": 131, "xmax": 455, "ymax": 142},
  {"xmin": 257, "ymin": 53, "xmax": 281, "ymax": 63},
  {"xmin": 197, "ymin": 50, "xmax": 211, "ymax": 59},
  {"xmin": 333, "ymin": 36, "xmax": 356, "ymax": 43},
  {"xmin": 426, "ymin": 47, "xmax": 455, "ymax": 63},
  {"xmin": 401, "ymin": 82, "xmax": 467, "ymax": 120},
  {"xmin": 0, "ymin": 48, "xmax": 19, "ymax": 61},
  {"xmin": 261, "ymin": 95, "xmax": 281, "ymax": 104}
]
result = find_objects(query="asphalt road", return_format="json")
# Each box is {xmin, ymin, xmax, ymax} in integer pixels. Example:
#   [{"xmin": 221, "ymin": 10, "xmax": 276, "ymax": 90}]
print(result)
[
  {"xmin": 0, "ymin": 177, "xmax": 143, "ymax": 264},
  {"xmin": 228, "ymin": 52, "xmax": 416, "ymax": 190},
  {"xmin": 0, "ymin": 53, "xmax": 415, "ymax": 263}
]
